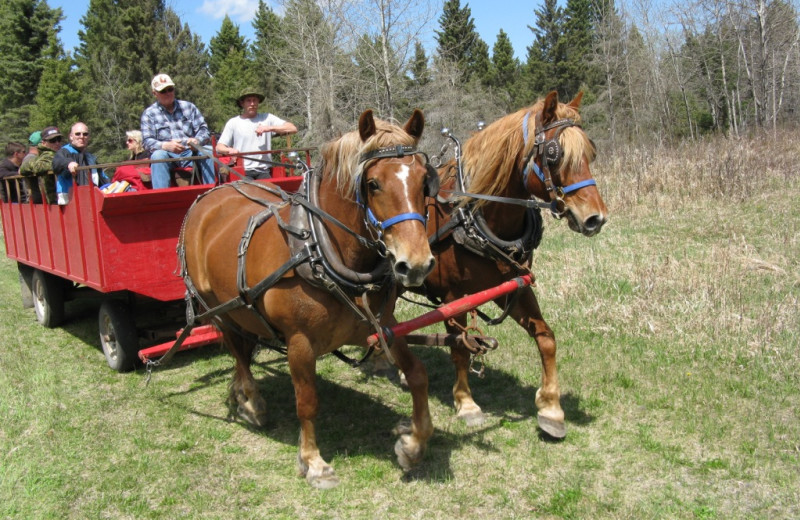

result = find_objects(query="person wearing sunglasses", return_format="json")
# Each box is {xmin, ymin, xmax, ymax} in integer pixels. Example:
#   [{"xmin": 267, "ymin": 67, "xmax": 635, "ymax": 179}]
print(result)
[
  {"xmin": 140, "ymin": 73, "xmax": 215, "ymax": 189},
  {"xmin": 52, "ymin": 122, "xmax": 108, "ymax": 205},
  {"xmin": 19, "ymin": 126, "xmax": 63, "ymax": 203},
  {"xmin": 108, "ymin": 130, "xmax": 151, "ymax": 192}
]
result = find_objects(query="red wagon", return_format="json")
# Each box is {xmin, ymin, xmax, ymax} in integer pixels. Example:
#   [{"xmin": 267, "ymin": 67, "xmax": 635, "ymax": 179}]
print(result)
[
  {"xmin": 2, "ymin": 148, "xmax": 534, "ymax": 374},
  {"xmin": 0, "ymin": 151, "xmax": 307, "ymax": 372}
]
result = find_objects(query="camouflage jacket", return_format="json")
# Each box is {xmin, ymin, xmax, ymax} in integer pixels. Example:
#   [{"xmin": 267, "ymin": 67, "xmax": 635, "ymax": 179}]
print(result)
[
  {"xmin": 18, "ymin": 144, "xmax": 57, "ymax": 203},
  {"xmin": 19, "ymin": 144, "xmax": 55, "ymax": 177}
]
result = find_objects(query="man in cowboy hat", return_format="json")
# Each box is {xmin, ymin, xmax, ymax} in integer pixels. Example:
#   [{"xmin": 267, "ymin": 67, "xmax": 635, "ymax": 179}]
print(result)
[
  {"xmin": 140, "ymin": 73, "xmax": 215, "ymax": 189},
  {"xmin": 216, "ymin": 87, "xmax": 297, "ymax": 180}
]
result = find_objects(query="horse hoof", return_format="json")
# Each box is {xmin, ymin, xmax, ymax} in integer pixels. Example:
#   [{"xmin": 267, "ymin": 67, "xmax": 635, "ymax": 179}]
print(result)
[
  {"xmin": 308, "ymin": 474, "xmax": 340, "ymax": 489},
  {"xmin": 395, "ymin": 435, "xmax": 423, "ymax": 471},
  {"xmin": 456, "ymin": 402, "xmax": 486, "ymax": 427},
  {"xmin": 237, "ymin": 404, "xmax": 268, "ymax": 428},
  {"xmin": 538, "ymin": 415, "xmax": 566, "ymax": 439},
  {"xmin": 458, "ymin": 410, "xmax": 486, "ymax": 427},
  {"xmin": 392, "ymin": 420, "xmax": 412, "ymax": 436}
]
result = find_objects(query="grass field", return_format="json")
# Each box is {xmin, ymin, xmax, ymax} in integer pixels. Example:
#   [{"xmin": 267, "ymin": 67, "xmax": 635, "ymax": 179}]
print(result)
[{"xmin": 1, "ymin": 132, "xmax": 798, "ymax": 519}]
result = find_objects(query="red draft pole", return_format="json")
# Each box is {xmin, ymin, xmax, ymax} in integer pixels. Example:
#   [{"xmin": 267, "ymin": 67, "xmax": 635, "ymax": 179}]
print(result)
[{"xmin": 367, "ymin": 274, "xmax": 533, "ymax": 348}]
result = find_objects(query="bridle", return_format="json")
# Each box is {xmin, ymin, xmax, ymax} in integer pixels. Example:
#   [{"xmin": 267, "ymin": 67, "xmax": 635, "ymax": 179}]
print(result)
[
  {"xmin": 521, "ymin": 112, "xmax": 597, "ymax": 218},
  {"xmin": 356, "ymin": 144, "xmax": 439, "ymax": 238}
]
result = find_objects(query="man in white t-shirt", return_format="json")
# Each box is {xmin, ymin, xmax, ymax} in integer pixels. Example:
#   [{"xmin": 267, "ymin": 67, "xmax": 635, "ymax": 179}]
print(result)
[{"xmin": 216, "ymin": 88, "xmax": 298, "ymax": 180}]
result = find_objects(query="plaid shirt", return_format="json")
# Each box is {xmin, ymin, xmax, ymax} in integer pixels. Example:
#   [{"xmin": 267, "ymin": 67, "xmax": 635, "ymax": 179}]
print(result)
[{"xmin": 140, "ymin": 99, "xmax": 211, "ymax": 153}]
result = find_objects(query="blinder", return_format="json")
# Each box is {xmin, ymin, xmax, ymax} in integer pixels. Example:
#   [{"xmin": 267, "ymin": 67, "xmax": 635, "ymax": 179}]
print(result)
[
  {"xmin": 521, "ymin": 114, "xmax": 597, "ymax": 218},
  {"xmin": 356, "ymin": 144, "xmax": 437, "ymax": 234},
  {"xmin": 358, "ymin": 144, "xmax": 440, "ymax": 199},
  {"xmin": 424, "ymin": 162, "xmax": 440, "ymax": 198},
  {"xmin": 543, "ymin": 137, "xmax": 562, "ymax": 165}
]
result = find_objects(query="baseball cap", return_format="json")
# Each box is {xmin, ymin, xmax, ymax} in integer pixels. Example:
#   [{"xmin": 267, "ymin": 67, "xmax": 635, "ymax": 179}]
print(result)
[
  {"xmin": 28, "ymin": 131, "xmax": 42, "ymax": 146},
  {"xmin": 151, "ymin": 74, "xmax": 175, "ymax": 92},
  {"xmin": 42, "ymin": 127, "xmax": 62, "ymax": 141}
]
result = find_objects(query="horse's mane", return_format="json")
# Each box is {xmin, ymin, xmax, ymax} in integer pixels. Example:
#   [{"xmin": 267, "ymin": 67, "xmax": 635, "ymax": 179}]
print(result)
[
  {"xmin": 320, "ymin": 117, "xmax": 418, "ymax": 198},
  {"xmin": 461, "ymin": 97, "xmax": 596, "ymax": 205}
]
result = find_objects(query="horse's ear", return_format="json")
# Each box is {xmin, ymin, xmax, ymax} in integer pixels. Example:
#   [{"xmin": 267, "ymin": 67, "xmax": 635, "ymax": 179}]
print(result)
[
  {"xmin": 404, "ymin": 109, "xmax": 425, "ymax": 141},
  {"xmin": 568, "ymin": 91, "xmax": 584, "ymax": 109},
  {"xmin": 359, "ymin": 110, "xmax": 377, "ymax": 141},
  {"xmin": 542, "ymin": 91, "xmax": 559, "ymax": 125}
]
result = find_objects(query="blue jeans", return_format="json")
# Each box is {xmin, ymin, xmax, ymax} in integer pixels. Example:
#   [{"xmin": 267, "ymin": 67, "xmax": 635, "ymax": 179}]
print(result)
[
  {"xmin": 56, "ymin": 173, "xmax": 73, "ymax": 195},
  {"xmin": 150, "ymin": 148, "xmax": 215, "ymax": 189}
]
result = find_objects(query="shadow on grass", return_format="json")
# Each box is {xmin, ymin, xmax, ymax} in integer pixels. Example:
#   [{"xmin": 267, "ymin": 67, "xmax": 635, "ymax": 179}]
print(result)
[
  {"xmin": 59, "ymin": 300, "xmax": 593, "ymax": 481},
  {"xmin": 57, "ymin": 297, "xmax": 227, "ymax": 373},
  {"xmin": 409, "ymin": 346, "xmax": 596, "ymax": 432},
  {"xmin": 164, "ymin": 345, "xmax": 594, "ymax": 483}
]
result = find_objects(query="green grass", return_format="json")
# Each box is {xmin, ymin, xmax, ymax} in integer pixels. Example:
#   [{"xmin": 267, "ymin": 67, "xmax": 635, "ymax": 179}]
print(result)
[{"xmin": 1, "ymin": 132, "xmax": 799, "ymax": 518}]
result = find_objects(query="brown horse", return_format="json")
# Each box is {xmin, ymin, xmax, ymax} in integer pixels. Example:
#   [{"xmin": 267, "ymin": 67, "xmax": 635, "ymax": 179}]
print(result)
[
  {"xmin": 417, "ymin": 91, "xmax": 608, "ymax": 438},
  {"xmin": 180, "ymin": 110, "xmax": 437, "ymax": 488}
]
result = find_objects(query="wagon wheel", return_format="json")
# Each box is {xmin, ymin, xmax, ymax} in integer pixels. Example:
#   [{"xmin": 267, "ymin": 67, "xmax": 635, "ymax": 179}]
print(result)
[
  {"xmin": 98, "ymin": 300, "xmax": 140, "ymax": 373},
  {"xmin": 18, "ymin": 263, "xmax": 34, "ymax": 309},
  {"xmin": 32, "ymin": 270, "xmax": 65, "ymax": 328}
]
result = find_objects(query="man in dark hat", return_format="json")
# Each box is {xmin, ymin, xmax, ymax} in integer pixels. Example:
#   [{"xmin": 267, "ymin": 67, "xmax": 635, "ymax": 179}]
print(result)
[
  {"xmin": 216, "ymin": 87, "xmax": 297, "ymax": 180},
  {"xmin": 19, "ymin": 126, "xmax": 63, "ymax": 203}
]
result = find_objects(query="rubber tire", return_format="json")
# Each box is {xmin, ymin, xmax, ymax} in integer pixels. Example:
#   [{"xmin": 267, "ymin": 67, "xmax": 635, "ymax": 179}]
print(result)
[
  {"xmin": 32, "ymin": 270, "xmax": 65, "ymax": 328},
  {"xmin": 18, "ymin": 263, "xmax": 34, "ymax": 309},
  {"xmin": 98, "ymin": 300, "xmax": 140, "ymax": 373}
]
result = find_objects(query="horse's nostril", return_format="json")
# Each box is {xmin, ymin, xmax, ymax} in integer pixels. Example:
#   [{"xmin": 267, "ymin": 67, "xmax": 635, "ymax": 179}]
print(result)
[
  {"xmin": 395, "ymin": 261, "xmax": 411, "ymax": 278},
  {"xmin": 424, "ymin": 257, "xmax": 436, "ymax": 277},
  {"xmin": 584, "ymin": 214, "xmax": 606, "ymax": 233}
]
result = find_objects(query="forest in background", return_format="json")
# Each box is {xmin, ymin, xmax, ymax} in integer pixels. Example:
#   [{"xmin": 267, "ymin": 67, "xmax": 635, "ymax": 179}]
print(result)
[{"xmin": 1, "ymin": 0, "xmax": 799, "ymax": 161}]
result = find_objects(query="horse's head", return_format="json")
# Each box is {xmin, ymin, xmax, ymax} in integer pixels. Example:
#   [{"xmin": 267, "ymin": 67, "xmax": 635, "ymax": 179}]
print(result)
[
  {"xmin": 347, "ymin": 109, "xmax": 436, "ymax": 287},
  {"xmin": 522, "ymin": 91, "xmax": 608, "ymax": 236}
]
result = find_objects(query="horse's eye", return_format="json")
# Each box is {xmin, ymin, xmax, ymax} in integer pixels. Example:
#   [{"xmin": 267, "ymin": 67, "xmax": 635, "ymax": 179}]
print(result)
[{"xmin": 366, "ymin": 178, "xmax": 380, "ymax": 193}]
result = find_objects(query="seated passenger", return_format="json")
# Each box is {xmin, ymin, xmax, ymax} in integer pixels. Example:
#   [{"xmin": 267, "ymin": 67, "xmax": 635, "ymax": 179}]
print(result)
[
  {"xmin": 52, "ymin": 122, "xmax": 107, "ymax": 205},
  {"xmin": 126, "ymin": 130, "xmax": 150, "ymax": 161},
  {"xmin": 140, "ymin": 73, "xmax": 215, "ymax": 189},
  {"xmin": 19, "ymin": 126, "xmax": 62, "ymax": 204},
  {"xmin": 111, "ymin": 130, "xmax": 151, "ymax": 191},
  {"xmin": 0, "ymin": 141, "xmax": 26, "ymax": 202},
  {"xmin": 216, "ymin": 88, "xmax": 298, "ymax": 180}
]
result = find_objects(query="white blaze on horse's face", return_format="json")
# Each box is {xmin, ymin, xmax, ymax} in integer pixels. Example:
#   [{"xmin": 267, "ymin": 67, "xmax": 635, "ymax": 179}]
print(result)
[
  {"xmin": 394, "ymin": 162, "xmax": 415, "ymax": 214},
  {"xmin": 369, "ymin": 158, "xmax": 434, "ymax": 288}
]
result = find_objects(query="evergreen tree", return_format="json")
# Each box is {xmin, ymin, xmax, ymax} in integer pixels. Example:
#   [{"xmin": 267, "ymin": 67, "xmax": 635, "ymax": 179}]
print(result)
[
  {"xmin": 29, "ymin": 52, "xmax": 83, "ymax": 132},
  {"xmin": 523, "ymin": 0, "xmax": 564, "ymax": 100},
  {"xmin": 209, "ymin": 16, "xmax": 249, "ymax": 76},
  {"xmin": 209, "ymin": 17, "xmax": 255, "ymax": 122},
  {"xmin": 153, "ymin": 11, "xmax": 217, "ymax": 129},
  {"xmin": 434, "ymin": 0, "xmax": 488, "ymax": 83},
  {"xmin": 252, "ymin": 1, "xmax": 285, "ymax": 110},
  {"xmin": 75, "ymin": 0, "xmax": 175, "ymax": 154},
  {"xmin": 560, "ymin": 0, "xmax": 596, "ymax": 98},
  {"xmin": 489, "ymin": 29, "xmax": 520, "ymax": 108},
  {"xmin": 470, "ymin": 38, "xmax": 492, "ymax": 86},
  {"xmin": 0, "ymin": 0, "xmax": 64, "ymax": 140},
  {"xmin": 409, "ymin": 41, "xmax": 431, "ymax": 87},
  {"xmin": 397, "ymin": 41, "xmax": 430, "ymax": 116}
]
